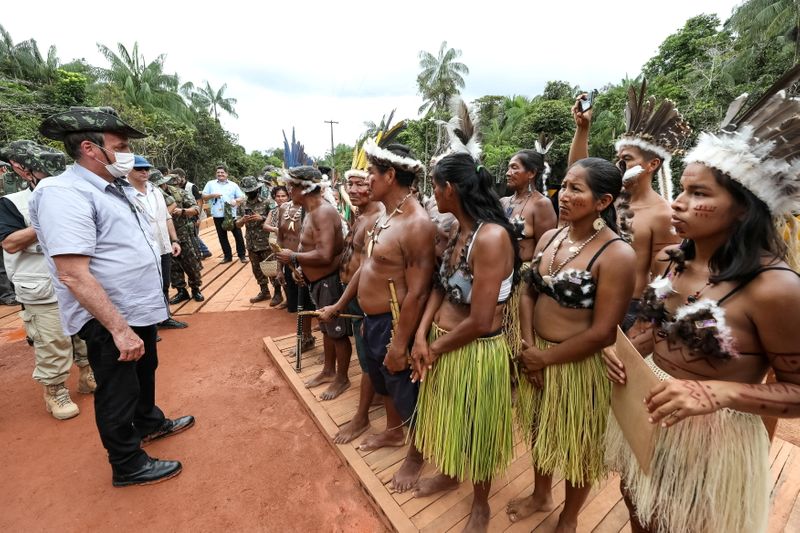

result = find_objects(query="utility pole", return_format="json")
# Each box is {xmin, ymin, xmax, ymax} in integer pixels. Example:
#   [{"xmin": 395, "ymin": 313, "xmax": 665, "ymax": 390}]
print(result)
[{"xmin": 324, "ymin": 120, "xmax": 338, "ymax": 181}]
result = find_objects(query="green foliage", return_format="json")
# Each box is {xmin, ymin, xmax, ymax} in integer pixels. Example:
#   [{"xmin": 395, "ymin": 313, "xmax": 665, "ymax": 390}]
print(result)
[{"xmin": 417, "ymin": 41, "xmax": 469, "ymax": 116}]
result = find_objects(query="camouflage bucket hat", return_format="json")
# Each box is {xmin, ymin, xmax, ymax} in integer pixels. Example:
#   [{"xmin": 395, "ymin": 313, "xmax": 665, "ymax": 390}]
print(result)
[
  {"xmin": 39, "ymin": 106, "xmax": 147, "ymax": 141},
  {"xmin": 148, "ymin": 169, "xmax": 172, "ymax": 186},
  {"xmin": 0, "ymin": 140, "xmax": 66, "ymax": 177},
  {"xmin": 240, "ymin": 175, "xmax": 262, "ymax": 193},
  {"xmin": 287, "ymin": 165, "xmax": 322, "ymax": 183}
]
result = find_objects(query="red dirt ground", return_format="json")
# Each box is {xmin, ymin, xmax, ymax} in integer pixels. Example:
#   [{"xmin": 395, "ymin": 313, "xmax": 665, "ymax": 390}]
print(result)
[{"xmin": 0, "ymin": 309, "xmax": 386, "ymax": 533}]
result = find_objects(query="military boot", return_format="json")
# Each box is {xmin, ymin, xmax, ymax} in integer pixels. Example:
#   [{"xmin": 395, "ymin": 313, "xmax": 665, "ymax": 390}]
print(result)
[
  {"xmin": 43, "ymin": 383, "xmax": 80, "ymax": 420},
  {"xmin": 169, "ymin": 288, "xmax": 191, "ymax": 305},
  {"xmin": 77, "ymin": 366, "xmax": 96, "ymax": 394},
  {"xmin": 249, "ymin": 289, "xmax": 270, "ymax": 303},
  {"xmin": 269, "ymin": 286, "xmax": 283, "ymax": 307}
]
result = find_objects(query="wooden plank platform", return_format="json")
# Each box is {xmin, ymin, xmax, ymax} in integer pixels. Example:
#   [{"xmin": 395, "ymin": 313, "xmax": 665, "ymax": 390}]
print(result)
[{"xmin": 264, "ymin": 332, "xmax": 800, "ymax": 533}]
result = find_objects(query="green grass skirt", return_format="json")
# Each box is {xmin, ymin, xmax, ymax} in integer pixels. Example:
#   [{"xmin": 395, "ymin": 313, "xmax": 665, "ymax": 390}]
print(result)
[
  {"xmin": 414, "ymin": 324, "xmax": 514, "ymax": 483},
  {"xmin": 515, "ymin": 336, "xmax": 610, "ymax": 487}
]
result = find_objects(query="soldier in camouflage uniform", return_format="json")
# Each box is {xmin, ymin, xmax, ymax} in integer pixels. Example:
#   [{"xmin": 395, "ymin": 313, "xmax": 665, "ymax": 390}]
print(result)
[
  {"xmin": 154, "ymin": 173, "xmax": 204, "ymax": 304},
  {"xmin": 235, "ymin": 176, "xmax": 273, "ymax": 303}
]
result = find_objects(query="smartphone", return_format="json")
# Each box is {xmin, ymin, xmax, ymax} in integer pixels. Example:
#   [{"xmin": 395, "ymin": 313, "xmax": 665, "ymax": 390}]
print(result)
[
  {"xmin": 579, "ymin": 90, "xmax": 597, "ymax": 113},
  {"xmin": 244, "ymin": 208, "xmax": 254, "ymax": 216}
]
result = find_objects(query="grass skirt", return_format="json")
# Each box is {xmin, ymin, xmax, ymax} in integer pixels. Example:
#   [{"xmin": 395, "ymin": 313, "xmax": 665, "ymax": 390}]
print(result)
[
  {"xmin": 414, "ymin": 324, "xmax": 514, "ymax": 483},
  {"xmin": 515, "ymin": 336, "xmax": 610, "ymax": 486},
  {"xmin": 605, "ymin": 355, "xmax": 770, "ymax": 533}
]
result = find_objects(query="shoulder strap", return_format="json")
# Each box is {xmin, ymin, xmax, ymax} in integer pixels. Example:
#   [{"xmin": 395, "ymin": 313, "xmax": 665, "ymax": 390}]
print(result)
[
  {"xmin": 542, "ymin": 226, "xmax": 567, "ymax": 251},
  {"xmin": 465, "ymin": 222, "xmax": 485, "ymax": 261},
  {"xmin": 718, "ymin": 266, "xmax": 800, "ymax": 305},
  {"xmin": 586, "ymin": 238, "xmax": 624, "ymax": 271}
]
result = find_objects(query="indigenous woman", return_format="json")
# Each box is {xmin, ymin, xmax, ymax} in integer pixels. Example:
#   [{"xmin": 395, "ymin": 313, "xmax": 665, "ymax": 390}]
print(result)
[
  {"xmin": 263, "ymin": 185, "xmax": 288, "ymax": 308},
  {"xmin": 604, "ymin": 67, "xmax": 800, "ymax": 533},
  {"xmin": 509, "ymin": 157, "xmax": 635, "ymax": 532},
  {"xmin": 501, "ymin": 150, "xmax": 558, "ymax": 354},
  {"xmin": 410, "ymin": 154, "xmax": 519, "ymax": 530}
]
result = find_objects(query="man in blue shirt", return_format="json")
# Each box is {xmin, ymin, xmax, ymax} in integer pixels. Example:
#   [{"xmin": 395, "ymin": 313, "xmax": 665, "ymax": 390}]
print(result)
[
  {"xmin": 30, "ymin": 106, "xmax": 195, "ymax": 487},
  {"xmin": 201, "ymin": 164, "xmax": 247, "ymax": 263}
]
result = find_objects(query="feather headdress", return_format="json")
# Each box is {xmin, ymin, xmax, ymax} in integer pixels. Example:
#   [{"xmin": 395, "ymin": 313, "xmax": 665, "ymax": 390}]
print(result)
[
  {"xmin": 282, "ymin": 128, "xmax": 313, "ymax": 169},
  {"xmin": 615, "ymin": 79, "xmax": 692, "ymax": 200},
  {"xmin": 534, "ymin": 133, "xmax": 554, "ymax": 194},
  {"xmin": 444, "ymin": 97, "xmax": 481, "ymax": 161},
  {"xmin": 684, "ymin": 64, "xmax": 800, "ymax": 218},
  {"xmin": 346, "ymin": 110, "xmax": 405, "ymax": 180},
  {"xmin": 363, "ymin": 114, "xmax": 424, "ymax": 180}
]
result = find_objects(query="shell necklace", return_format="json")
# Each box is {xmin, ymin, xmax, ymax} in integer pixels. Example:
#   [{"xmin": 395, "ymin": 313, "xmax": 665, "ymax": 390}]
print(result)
[
  {"xmin": 366, "ymin": 192, "xmax": 413, "ymax": 258},
  {"xmin": 542, "ymin": 226, "xmax": 602, "ymax": 286}
]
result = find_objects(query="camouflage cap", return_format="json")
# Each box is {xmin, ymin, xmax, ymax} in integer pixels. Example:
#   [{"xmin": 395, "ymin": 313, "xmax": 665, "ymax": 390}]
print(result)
[
  {"xmin": 39, "ymin": 106, "xmax": 147, "ymax": 141},
  {"xmin": 287, "ymin": 165, "xmax": 322, "ymax": 183},
  {"xmin": 0, "ymin": 140, "xmax": 67, "ymax": 177},
  {"xmin": 240, "ymin": 175, "xmax": 263, "ymax": 193},
  {"xmin": 148, "ymin": 168, "xmax": 172, "ymax": 186}
]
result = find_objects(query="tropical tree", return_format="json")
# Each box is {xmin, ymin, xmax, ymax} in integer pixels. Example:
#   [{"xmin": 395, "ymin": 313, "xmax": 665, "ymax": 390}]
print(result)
[
  {"xmin": 96, "ymin": 41, "xmax": 189, "ymax": 120},
  {"xmin": 0, "ymin": 24, "xmax": 59, "ymax": 84},
  {"xmin": 186, "ymin": 81, "xmax": 238, "ymax": 121},
  {"xmin": 416, "ymin": 41, "xmax": 469, "ymax": 116},
  {"xmin": 728, "ymin": 0, "xmax": 800, "ymax": 62}
]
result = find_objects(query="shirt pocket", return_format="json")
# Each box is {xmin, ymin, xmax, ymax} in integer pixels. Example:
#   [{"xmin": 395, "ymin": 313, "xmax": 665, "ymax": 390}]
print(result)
[{"xmin": 12, "ymin": 273, "xmax": 54, "ymax": 301}]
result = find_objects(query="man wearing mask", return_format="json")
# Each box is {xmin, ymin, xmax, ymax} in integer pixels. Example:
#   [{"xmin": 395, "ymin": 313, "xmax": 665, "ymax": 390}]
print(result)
[
  {"xmin": 0, "ymin": 140, "xmax": 96, "ymax": 420},
  {"xmin": 235, "ymin": 176, "xmax": 273, "ymax": 303},
  {"xmin": 29, "ymin": 107, "xmax": 194, "ymax": 486},
  {"xmin": 201, "ymin": 164, "xmax": 247, "ymax": 264}
]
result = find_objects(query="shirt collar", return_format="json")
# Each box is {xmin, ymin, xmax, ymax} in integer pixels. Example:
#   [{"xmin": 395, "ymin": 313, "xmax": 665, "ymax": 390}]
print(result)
[{"xmin": 73, "ymin": 163, "xmax": 116, "ymax": 192}]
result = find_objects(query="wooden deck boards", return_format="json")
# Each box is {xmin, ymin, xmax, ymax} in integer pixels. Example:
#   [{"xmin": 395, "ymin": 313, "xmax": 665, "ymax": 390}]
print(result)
[{"xmin": 264, "ymin": 331, "xmax": 800, "ymax": 533}]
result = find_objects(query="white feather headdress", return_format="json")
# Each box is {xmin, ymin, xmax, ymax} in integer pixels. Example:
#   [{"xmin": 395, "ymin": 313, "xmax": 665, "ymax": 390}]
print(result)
[
  {"xmin": 684, "ymin": 64, "xmax": 800, "ymax": 217},
  {"xmin": 444, "ymin": 96, "xmax": 481, "ymax": 161},
  {"xmin": 615, "ymin": 79, "xmax": 692, "ymax": 200}
]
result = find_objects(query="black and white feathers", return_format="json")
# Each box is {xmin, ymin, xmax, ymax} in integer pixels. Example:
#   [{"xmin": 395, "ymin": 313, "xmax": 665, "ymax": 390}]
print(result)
[{"xmin": 445, "ymin": 96, "xmax": 481, "ymax": 160}]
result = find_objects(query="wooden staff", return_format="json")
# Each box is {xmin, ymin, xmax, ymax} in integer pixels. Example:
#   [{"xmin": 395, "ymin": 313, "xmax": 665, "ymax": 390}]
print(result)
[
  {"xmin": 298, "ymin": 310, "xmax": 362, "ymax": 319},
  {"xmin": 294, "ymin": 207, "xmax": 305, "ymax": 372}
]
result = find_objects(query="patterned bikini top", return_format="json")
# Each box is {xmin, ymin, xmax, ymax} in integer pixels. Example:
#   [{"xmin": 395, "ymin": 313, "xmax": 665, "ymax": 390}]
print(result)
[
  {"xmin": 638, "ymin": 260, "xmax": 799, "ymax": 359},
  {"xmin": 527, "ymin": 227, "xmax": 623, "ymax": 309}
]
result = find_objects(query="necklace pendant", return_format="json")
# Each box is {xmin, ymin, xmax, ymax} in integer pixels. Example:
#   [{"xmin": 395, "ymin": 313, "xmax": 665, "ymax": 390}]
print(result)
[
  {"xmin": 288, "ymin": 221, "xmax": 295, "ymax": 231},
  {"xmin": 366, "ymin": 238, "xmax": 375, "ymax": 258},
  {"xmin": 542, "ymin": 275, "xmax": 553, "ymax": 287},
  {"xmin": 568, "ymin": 245, "xmax": 579, "ymax": 254}
]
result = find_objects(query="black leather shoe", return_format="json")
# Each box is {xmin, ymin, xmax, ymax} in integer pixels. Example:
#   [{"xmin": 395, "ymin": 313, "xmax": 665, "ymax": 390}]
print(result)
[
  {"xmin": 191, "ymin": 289, "xmax": 204, "ymax": 302},
  {"xmin": 159, "ymin": 318, "xmax": 188, "ymax": 329},
  {"xmin": 169, "ymin": 289, "xmax": 190, "ymax": 305},
  {"xmin": 239, "ymin": 256, "xmax": 249, "ymax": 264},
  {"xmin": 201, "ymin": 251, "xmax": 212, "ymax": 259},
  {"xmin": 112, "ymin": 457, "xmax": 182, "ymax": 487},
  {"xmin": 141, "ymin": 415, "xmax": 195, "ymax": 446},
  {"xmin": 220, "ymin": 257, "xmax": 232, "ymax": 264}
]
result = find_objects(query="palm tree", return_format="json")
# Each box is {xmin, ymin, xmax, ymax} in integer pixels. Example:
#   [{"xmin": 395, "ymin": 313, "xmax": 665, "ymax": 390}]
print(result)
[
  {"xmin": 729, "ymin": 0, "xmax": 800, "ymax": 62},
  {"xmin": 0, "ymin": 25, "xmax": 59, "ymax": 84},
  {"xmin": 96, "ymin": 41, "xmax": 188, "ymax": 119},
  {"xmin": 416, "ymin": 41, "xmax": 469, "ymax": 116},
  {"xmin": 190, "ymin": 81, "xmax": 238, "ymax": 121}
]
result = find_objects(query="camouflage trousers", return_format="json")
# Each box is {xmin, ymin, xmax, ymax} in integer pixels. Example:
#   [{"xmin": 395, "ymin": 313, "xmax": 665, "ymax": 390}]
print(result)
[
  {"xmin": 249, "ymin": 248, "xmax": 271, "ymax": 292},
  {"xmin": 171, "ymin": 234, "xmax": 203, "ymax": 290}
]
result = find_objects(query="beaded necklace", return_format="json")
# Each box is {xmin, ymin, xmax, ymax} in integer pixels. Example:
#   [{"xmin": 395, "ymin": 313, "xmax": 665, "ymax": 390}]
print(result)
[
  {"xmin": 542, "ymin": 226, "xmax": 602, "ymax": 286},
  {"xmin": 366, "ymin": 192, "xmax": 413, "ymax": 258}
]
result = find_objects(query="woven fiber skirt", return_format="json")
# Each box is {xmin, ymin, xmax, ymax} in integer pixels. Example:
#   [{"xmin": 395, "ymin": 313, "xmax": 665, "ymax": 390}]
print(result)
[
  {"xmin": 515, "ymin": 335, "xmax": 610, "ymax": 486},
  {"xmin": 414, "ymin": 323, "xmax": 514, "ymax": 483},
  {"xmin": 605, "ymin": 355, "xmax": 770, "ymax": 533}
]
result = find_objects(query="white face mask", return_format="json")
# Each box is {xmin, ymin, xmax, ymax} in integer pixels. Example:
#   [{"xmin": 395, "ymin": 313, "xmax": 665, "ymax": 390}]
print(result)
[{"xmin": 91, "ymin": 143, "xmax": 135, "ymax": 178}]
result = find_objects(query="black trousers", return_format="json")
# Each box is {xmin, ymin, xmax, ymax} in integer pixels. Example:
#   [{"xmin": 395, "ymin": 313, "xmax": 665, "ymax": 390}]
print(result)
[
  {"xmin": 160, "ymin": 253, "xmax": 171, "ymax": 297},
  {"xmin": 212, "ymin": 217, "xmax": 246, "ymax": 259},
  {"xmin": 78, "ymin": 319, "xmax": 165, "ymax": 473}
]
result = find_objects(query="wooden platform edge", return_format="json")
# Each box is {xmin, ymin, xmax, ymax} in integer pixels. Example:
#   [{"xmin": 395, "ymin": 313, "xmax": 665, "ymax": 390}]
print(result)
[{"xmin": 263, "ymin": 335, "xmax": 416, "ymax": 533}]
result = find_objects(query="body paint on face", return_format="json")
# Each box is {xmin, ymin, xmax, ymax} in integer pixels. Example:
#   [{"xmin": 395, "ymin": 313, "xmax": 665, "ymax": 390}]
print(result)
[{"xmin": 693, "ymin": 204, "xmax": 717, "ymax": 218}]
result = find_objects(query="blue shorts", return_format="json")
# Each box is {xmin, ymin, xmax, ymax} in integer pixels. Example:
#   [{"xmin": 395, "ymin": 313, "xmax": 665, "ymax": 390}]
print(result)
[
  {"xmin": 345, "ymin": 294, "xmax": 367, "ymax": 372},
  {"xmin": 363, "ymin": 312, "xmax": 418, "ymax": 426}
]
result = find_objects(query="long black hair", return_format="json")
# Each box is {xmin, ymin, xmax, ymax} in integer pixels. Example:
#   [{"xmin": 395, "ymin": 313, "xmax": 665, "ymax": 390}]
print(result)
[
  {"xmin": 513, "ymin": 149, "xmax": 545, "ymax": 192},
  {"xmin": 433, "ymin": 152, "xmax": 522, "ymax": 286},
  {"xmin": 571, "ymin": 157, "xmax": 630, "ymax": 239},
  {"xmin": 681, "ymin": 168, "xmax": 787, "ymax": 283}
]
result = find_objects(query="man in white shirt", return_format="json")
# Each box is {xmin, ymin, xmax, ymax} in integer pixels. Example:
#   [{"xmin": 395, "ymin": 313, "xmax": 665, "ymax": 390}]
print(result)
[
  {"xmin": 201, "ymin": 165, "xmax": 247, "ymax": 264},
  {"xmin": 127, "ymin": 156, "xmax": 187, "ymax": 329}
]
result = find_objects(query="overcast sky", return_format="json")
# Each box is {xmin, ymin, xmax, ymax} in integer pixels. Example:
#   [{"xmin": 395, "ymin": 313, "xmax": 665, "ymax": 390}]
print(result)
[{"xmin": 6, "ymin": 0, "xmax": 742, "ymax": 159}]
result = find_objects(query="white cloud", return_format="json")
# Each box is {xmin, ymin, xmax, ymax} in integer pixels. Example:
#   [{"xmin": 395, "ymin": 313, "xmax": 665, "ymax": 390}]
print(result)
[{"xmin": 5, "ymin": 0, "xmax": 740, "ymax": 160}]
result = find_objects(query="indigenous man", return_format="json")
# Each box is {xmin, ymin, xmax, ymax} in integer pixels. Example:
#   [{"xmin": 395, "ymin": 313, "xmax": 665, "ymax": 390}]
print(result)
[
  {"xmin": 319, "ymin": 141, "xmax": 436, "ymax": 492},
  {"xmin": 235, "ymin": 176, "xmax": 273, "ymax": 303},
  {"xmin": 276, "ymin": 180, "xmax": 314, "ymax": 350},
  {"xmin": 328, "ymin": 166, "xmax": 384, "ymax": 443},
  {"xmin": 569, "ymin": 81, "xmax": 691, "ymax": 330},
  {"xmin": 0, "ymin": 140, "xmax": 95, "ymax": 419},
  {"xmin": 276, "ymin": 166, "xmax": 350, "ymax": 401},
  {"xmin": 157, "ymin": 172, "xmax": 204, "ymax": 304}
]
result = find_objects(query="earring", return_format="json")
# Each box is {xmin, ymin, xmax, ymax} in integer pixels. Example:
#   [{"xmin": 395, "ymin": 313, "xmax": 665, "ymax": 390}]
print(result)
[{"xmin": 593, "ymin": 217, "xmax": 605, "ymax": 231}]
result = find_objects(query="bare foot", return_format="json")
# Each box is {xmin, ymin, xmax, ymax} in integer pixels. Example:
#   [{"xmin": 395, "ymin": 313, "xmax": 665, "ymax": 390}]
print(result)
[
  {"xmin": 554, "ymin": 513, "xmax": 577, "ymax": 533},
  {"xmin": 463, "ymin": 499, "xmax": 490, "ymax": 533},
  {"xmin": 333, "ymin": 417, "xmax": 370, "ymax": 444},
  {"xmin": 305, "ymin": 371, "xmax": 335, "ymax": 388},
  {"xmin": 506, "ymin": 492, "xmax": 555, "ymax": 523},
  {"xmin": 412, "ymin": 473, "xmax": 459, "ymax": 498},
  {"xmin": 319, "ymin": 378, "xmax": 351, "ymax": 401},
  {"xmin": 358, "ymin": 429, "xmax": 405, "ymax": 451},
  {"xmin": 391, "ymin": 453, "xmax": 424, "ymax": 493}
]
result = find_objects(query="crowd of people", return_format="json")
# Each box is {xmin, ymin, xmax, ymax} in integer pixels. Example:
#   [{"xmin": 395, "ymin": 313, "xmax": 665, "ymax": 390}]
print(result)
[{"xmin": 1, "ymin": 64, "xmax": 799, "ymax": 533}]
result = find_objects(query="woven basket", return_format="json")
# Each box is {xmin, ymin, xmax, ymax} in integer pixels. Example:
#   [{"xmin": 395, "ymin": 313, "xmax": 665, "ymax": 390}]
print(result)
[{"xmin": 260, "ymin": 257, "xmax": 278, "ymax": 278}]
